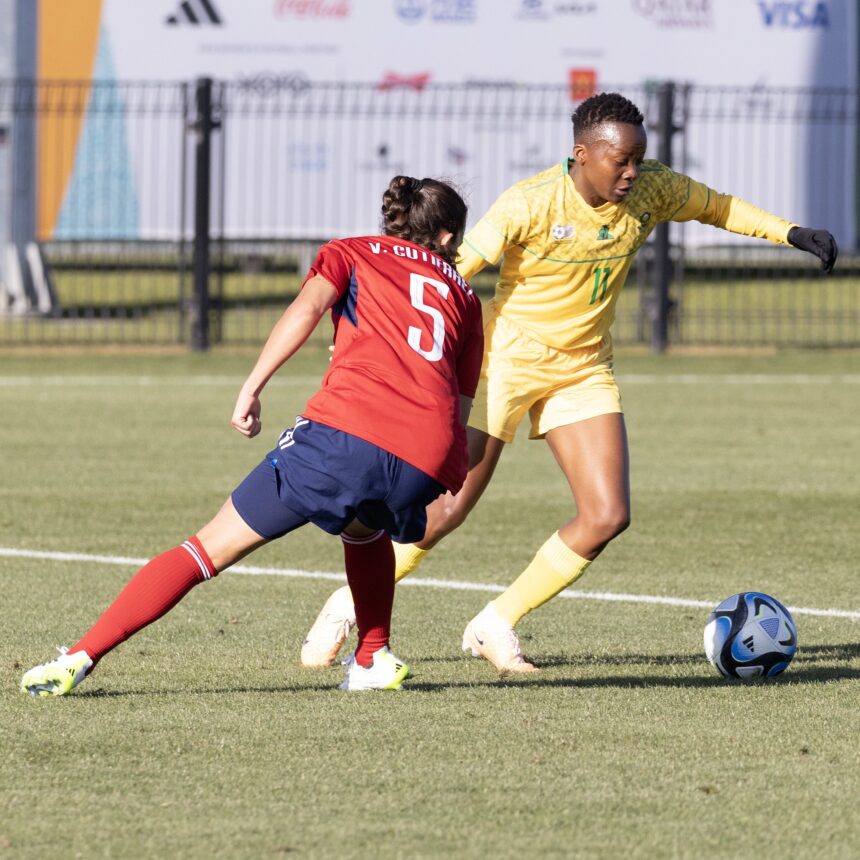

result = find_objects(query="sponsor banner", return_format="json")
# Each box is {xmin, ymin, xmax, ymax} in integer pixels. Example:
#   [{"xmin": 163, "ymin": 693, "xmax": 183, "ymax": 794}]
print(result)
[
  {"xmin": 96, "ymin": 0, "xmax": 852, "ymax": 89},
  {"xmin": 37, "ymin": 0, "xmax": 855, "ymax": 244}
]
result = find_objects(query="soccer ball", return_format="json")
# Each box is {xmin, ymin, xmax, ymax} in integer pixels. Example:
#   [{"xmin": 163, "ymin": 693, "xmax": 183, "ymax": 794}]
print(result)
[{"xmin": 704, "ymin": 591, "xmax": 797, "ymax": 680}]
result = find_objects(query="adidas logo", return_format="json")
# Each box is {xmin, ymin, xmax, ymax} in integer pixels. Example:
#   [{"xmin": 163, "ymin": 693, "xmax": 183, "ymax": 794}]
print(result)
[
  {"xmin": 596, "ymin": 226, "xmax": 613, "ymax": 241},
  {"xmin": 166, "ymin": 0, "xmax": 223, "ymax": 25},
  {"xmin": 742, "ymin": 635, "xmax": 755, "ymax": 652}
]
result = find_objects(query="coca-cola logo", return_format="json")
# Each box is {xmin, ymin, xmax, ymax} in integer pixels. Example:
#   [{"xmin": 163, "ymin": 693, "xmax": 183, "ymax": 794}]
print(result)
[{"xmin": 273, "ymin": 0, "xmax": 350, "ymax": 19}]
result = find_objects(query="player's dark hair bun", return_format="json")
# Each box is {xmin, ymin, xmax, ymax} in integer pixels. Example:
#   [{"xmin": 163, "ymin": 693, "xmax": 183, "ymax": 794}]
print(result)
[{"xmin": 381, "ymin": 175, "xmax": 467, "ymax": 265}]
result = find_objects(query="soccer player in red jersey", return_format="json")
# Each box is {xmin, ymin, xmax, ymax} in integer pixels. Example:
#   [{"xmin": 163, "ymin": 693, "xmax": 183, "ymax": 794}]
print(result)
[{"xmin": 21, "ymin": 175, "xmax": 484, "ymax": 696}]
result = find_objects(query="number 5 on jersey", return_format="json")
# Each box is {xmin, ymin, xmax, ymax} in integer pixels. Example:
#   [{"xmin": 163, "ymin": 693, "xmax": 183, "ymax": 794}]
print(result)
[{"xmin": 408, "ymin": 272, "xmax": 450, "ymax": 362}]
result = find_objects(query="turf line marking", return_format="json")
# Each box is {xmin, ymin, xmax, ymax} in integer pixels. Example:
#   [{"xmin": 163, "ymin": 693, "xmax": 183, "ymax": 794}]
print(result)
[
  {"xmin": 1, "ymin": 374, "xmax": 860, "ymax": 388},
  {"xmin": 2, "ymin": 546, "xmax": 857, "ymax": 622},
  {"xmin": 0, "ymin": 375, "xmax": 321, "ymax": 387},
  {"xmin": 622, "ymin": 374, "xmax": 860, "ymax": 385}
]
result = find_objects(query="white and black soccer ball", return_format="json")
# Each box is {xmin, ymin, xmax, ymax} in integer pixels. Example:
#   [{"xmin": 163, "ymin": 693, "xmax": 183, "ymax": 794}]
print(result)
[{"xmin": 704, "ymin": 591, "xmax": 797, "ymax": 680}]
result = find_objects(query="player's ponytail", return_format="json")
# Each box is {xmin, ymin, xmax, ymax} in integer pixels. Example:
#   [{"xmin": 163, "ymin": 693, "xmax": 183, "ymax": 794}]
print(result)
[{"xmin": 381, "ymin": 176, "xmax": 467, "ymax": 265}]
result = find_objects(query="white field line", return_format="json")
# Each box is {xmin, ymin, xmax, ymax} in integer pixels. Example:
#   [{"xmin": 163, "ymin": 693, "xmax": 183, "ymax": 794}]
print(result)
[
  {"xmin": 1, "ymin": 545, "xmax": 857, "ymax": 622},
  {"xmin": 622, "ymin": 373, "xmax": 860, "ymax": 385},
  {"xmin": 1, "ymin": 373, "xmax": 860, "ymax": 388},
  {"xmin": 0, "ymin": 375, "xmax": 322, "ymax": 387}
]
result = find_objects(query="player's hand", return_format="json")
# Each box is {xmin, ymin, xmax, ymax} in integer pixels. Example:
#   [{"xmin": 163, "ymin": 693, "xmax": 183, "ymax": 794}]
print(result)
[
  {"xmin": 788, "ymin": 226, "xmax": 838, "ymax": 274},
  {"xmin": 231, "ymin": 389, "xmax": 262, "ymax": 438}
]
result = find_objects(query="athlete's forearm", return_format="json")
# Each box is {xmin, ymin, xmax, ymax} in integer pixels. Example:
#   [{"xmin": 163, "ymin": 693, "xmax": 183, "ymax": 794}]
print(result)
[{"xmin": 242, "ymin": 276, "xmax": 338, "ymax": 396}]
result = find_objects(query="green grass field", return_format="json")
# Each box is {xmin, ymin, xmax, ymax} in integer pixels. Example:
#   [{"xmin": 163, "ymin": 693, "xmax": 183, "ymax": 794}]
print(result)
[{"xmin": 1, "ymin": 348, "xmax": 858, "ymax": 858}]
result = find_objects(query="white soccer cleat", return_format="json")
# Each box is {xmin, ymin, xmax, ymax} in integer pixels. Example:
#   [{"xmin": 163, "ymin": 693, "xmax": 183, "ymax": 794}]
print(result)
[
  {"xmin": 339, "ymin": 646, "xmax": 411, "ymax": 691},
  {"xmin": 300, "ymin": 585, "xmax": 356, "ymax": 667},
  {"xmin": 21, "ymin": 647, "xmax": 93, "ymax": 697},
  {"xmin": 462, "ymin": 603, "xmax": 538, "ymax": 674}
]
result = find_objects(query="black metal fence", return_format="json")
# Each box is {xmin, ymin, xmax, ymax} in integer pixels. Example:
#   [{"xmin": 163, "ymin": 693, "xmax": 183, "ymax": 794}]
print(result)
[{"xmin": 0, "ymin": 79, "xmax": 856, "ymax": 348}]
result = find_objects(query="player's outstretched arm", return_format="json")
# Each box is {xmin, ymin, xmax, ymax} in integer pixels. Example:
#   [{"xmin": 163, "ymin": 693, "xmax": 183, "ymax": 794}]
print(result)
[
  {"xmin": 668, "ymin": 176, "xmax": 838, "ymax": 275},
  {"xmin": 787, "ymin": 226, "xmax": 838, "ymax": 274},
  {"xmin": 232, "ymin": 275, "xmax": 338, "ymax": 438}
]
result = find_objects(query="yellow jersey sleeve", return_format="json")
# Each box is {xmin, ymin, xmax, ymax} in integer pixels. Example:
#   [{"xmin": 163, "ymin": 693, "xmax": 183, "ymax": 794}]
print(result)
[
  {"xmin": 665, "ymin": 173, "xmax": 795, "ymax": 244},
  {"xmin": 457, "ymin": 185, "xmax": 530, "ymax": 281}
]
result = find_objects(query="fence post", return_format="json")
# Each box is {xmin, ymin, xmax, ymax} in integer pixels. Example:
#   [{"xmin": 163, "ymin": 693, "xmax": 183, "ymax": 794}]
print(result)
[
  {"xmin": 190, "ymin": 77, "xmax": 214, "ymax": 351},
  {"xmin": 651, "ymin": 81, "xmax": 676, "ymax": 353}
]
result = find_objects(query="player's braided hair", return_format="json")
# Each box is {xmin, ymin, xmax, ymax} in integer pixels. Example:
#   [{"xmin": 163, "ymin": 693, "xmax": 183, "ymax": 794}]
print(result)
[
  {"xmin": 381, "ymin": 176, "xmax": 467, "ymax": 265},
  {"xmin": 572, "ymin": 92, "xmax": 644, "ymax": 140}
]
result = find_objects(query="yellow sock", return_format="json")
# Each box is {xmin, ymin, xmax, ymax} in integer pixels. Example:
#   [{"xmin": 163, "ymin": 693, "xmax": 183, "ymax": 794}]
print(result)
[
  {"xmin": 393, "ymin": 542, "xmax": 429, "ymax": 583},
  {"xmin": 492, "ymin": 532, "xmax": 591, "ymax": 627}
]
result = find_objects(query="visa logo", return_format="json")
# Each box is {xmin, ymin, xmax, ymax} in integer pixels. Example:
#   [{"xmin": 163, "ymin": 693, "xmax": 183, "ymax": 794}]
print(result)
[{"xmin": 758, "ymin": 1, "xmax": 830, "ymax": 28}]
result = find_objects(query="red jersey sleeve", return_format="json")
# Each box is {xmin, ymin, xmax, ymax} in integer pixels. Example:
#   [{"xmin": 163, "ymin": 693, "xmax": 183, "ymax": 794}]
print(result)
[{"xmin": 303, "ymin": 240, "xmax": 353, "ymax": 296}]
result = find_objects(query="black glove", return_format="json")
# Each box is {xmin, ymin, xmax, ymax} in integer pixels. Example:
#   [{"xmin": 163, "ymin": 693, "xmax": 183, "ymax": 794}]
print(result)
[{"xmin": 787, "ymin": 226, "xmax": 838, "ymax": 274}]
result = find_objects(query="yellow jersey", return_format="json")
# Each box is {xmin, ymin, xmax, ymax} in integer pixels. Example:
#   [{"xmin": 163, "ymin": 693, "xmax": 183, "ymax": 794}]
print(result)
[{"xmin": 457, "ymin": 159, "xmax": 796, "ymax": 351}]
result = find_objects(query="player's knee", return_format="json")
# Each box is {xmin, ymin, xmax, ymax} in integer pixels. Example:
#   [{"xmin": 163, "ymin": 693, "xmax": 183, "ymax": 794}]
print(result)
[
  {"xmin": 604, "ymin": 506, "xmax": 631, "ymax": 541},
  {"xmin": 586, "ymin": 504, "xmax": 631, "ymax": 544}
]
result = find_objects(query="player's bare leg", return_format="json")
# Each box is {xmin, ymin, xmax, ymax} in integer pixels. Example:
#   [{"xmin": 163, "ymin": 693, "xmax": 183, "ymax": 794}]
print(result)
[
  {"xmin": 196, "ymin": 497, "xmax": 271, "ymax": 569},
  {"xmin": 546, "ymin": 412, "xmax": 631, "ymax": 557},
  {"xmin": 466, "ymin": 413, "xmax": 630, "ymax": 673},
  {"xmin": 301, "ymin": 428, "xmax": 506, "ymax": 667}
]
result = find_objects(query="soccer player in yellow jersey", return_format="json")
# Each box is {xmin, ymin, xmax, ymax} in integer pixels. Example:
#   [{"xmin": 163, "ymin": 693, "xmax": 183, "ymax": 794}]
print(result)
[{"xmin": 301, "ymin": 92, "xmax": 838, "ymax": 674}]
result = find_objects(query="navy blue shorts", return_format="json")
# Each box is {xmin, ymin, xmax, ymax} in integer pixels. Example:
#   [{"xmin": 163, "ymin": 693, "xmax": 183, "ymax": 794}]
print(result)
[{"xmin": 231, "ymin": 417, "xmax": 445, "ymax": 543}]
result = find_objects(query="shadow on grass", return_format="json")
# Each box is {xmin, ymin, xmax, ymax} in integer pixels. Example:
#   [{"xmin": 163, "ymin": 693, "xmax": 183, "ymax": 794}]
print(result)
[
  {"xmin": 533, "ymin": 652, "xmax": 701, "ymax": 668},
  {"xmin": 406, "ymin": 662, "xmax": 860, "ymax": 692},
  {"xmin": 428, "ymin": 640, "xmax": 860, "ymax": 665},
  {"xmin": 72, "ymin": 682, "xmax": 338, "ymax": 698},
  {"xmin": 61, "ymin": 641, "xmax": 860, "ymax": 698},
  {"xmin": 67, "ymin": 661, "xmax": 859, "ymax": 698},
  {"xmin": 797, "ymin": 641, "xmax": 860, "ymax": 661}
]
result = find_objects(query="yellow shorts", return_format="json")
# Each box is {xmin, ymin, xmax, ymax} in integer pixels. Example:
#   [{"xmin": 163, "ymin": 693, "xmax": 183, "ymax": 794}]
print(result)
[{"xmin": 468, "ymin": 312, "xmax": 622, "ymax": 443}]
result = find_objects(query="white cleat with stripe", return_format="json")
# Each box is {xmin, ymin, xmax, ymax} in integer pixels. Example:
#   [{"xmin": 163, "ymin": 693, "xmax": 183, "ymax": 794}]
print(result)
[{"xmin": 21, "ymin": 647, "xmax": 93, "ymax": 697}]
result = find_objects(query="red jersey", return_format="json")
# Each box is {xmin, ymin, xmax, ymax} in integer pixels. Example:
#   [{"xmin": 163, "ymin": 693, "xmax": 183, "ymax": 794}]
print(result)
[{"xmin": 301, "ymin": 236, "xmax": 484, "ymax": 493}]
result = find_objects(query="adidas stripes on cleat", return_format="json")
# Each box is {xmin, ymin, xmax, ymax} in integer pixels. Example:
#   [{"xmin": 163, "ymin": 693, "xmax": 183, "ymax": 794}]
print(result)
[
  {"xmin": 21, "ymin": 647, "xmax": 93, "ymax": 697},
  {"xmin": 339, "ymin": 646, "xmax": 411, "ymax": 691}
]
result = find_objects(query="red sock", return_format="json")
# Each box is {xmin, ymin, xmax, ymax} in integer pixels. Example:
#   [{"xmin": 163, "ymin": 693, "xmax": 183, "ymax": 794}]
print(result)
[
  {"xmin": 71, "ymin": 536, "xmax": 216, "ymax": 667},
  {"xmin": 342, "ymin": 530, "xmax": 394, "ymax": 667}
]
